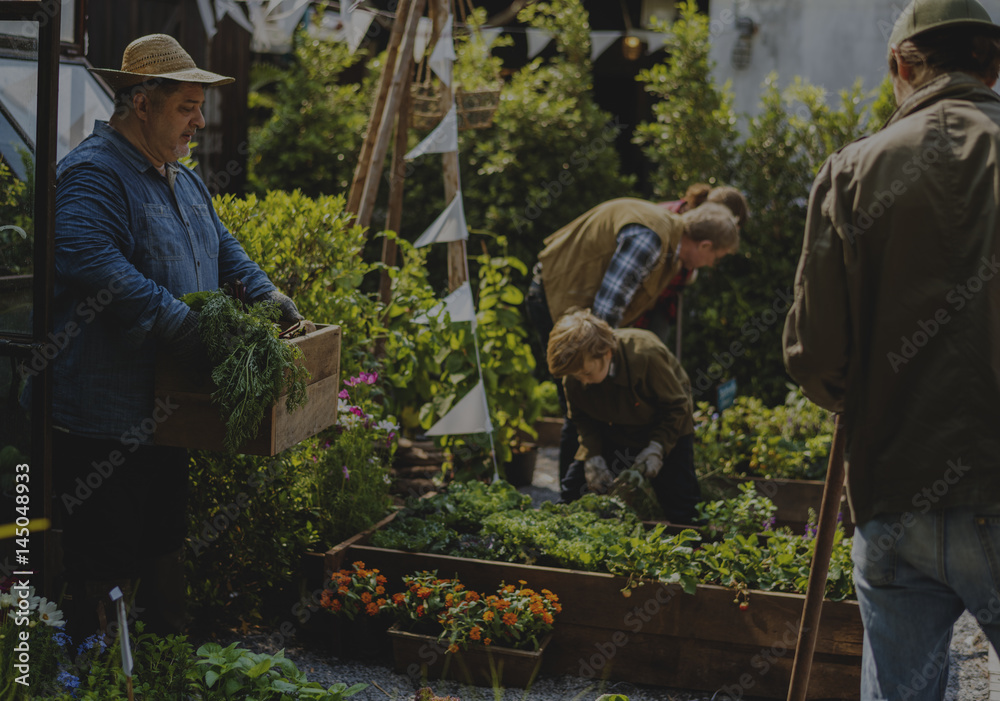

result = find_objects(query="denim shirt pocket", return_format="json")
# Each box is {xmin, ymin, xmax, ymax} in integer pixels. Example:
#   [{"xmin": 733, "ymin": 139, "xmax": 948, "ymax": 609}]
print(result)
[
  {"xmin": 141, "ymin": 203, "xmax": 186, "ymax": 261},
  {"xmin": 190, "ymin": 204, "xmax": 220, "ymax": 260}
]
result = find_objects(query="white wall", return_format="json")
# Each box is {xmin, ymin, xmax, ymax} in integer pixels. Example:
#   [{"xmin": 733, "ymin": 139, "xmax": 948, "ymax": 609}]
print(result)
[{"xmin": 708, "ymin": 0, "xmax": 1000, "ymax": 117}]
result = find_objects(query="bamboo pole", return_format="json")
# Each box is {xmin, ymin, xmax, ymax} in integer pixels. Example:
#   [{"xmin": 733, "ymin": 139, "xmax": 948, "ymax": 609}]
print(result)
[
  {"xmin": 347, "ymin": 0, "xmax": 414, "ymax": 218},
  {"xmin": 355, "ymin": 0, "xmax": 428, "ymax": 229},
  {"xmin": 786, "ymin": 414, "xmax": 847, "ymax": 701}
]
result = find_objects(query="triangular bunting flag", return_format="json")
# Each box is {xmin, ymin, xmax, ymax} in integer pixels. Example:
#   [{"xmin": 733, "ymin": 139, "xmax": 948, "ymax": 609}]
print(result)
[
  {"xmin": 414, "ymin": 17, "xmax": 434, "ymax": 60},
  {"xmin": 639, "ymin": 30, "xmax": 668, "ymax": 54},
  {"xmin": 426, "ymin": 380, "xmax": 494, "ymax": 436},
  {"xmin": 405, "ymin": 104, "xmax": 459, "ymax": 159},
  {"xmin": 197, "ymin": 0, "xmax": 218, "ymax": 39},
  {"xmin": 214, "ymin": 0, "xmax": 255, "ymax": 33},
  {"xmin": 428, "ymin": 14, "xmax": 456, "ymax": 86},
  {"xmin": 480, "ymin": 27, "xmax": 503, "ymax": 51},
  {"xmin": 412, "ymin": 282, "xmax": 477, "ymax": 329},
  {"xmin": 525, "ymin": 28, "xmax": 553, "ymax": 59},
  {"xmin": 247, "ymin": 0, "xmax": 310, "ymax": 54},
  {"xmin": 346, "ymin": 9, "xmax": 375, "ymax": 54},
  {"xmin": 413, "ymin": 192, "xmax": 469, "ymax": 247},
  {"xmin": 589, "ymin": 31, "xmax": 621, "ymax": 61}
]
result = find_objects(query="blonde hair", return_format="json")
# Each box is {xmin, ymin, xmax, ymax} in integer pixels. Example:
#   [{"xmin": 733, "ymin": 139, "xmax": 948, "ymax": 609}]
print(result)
[
  {"xmin": 681, "ymin": 202, "xmax": 740, "ymax": 252},
  {"xmin": 547, "ymin": 309, "xmax": 618, "ymax": 378}
]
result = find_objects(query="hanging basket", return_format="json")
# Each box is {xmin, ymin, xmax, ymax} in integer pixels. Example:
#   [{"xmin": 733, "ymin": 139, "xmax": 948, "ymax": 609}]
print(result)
[{"xmin": 410, "ymin": 81, "xmax": 502, "ymax": 132}]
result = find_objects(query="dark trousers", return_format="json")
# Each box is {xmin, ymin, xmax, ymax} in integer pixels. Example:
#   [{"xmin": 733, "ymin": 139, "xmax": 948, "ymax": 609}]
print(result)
[
  {"xmin": 53, "ymin": 431, "xmax": 189, "ymax": 637},
  {"xmin": 526, "ymin": 276, "xmax": 579, "ymax": 481},
  {"xmin": 559, "ymin": 434, "xmax": 701, "ymax": 524}
]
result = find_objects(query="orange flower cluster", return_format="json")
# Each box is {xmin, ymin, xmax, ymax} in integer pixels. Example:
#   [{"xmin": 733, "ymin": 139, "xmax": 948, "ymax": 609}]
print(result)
[{"xmin": 319, "ymin": 561, "xmax": 390, "ymax": 621}]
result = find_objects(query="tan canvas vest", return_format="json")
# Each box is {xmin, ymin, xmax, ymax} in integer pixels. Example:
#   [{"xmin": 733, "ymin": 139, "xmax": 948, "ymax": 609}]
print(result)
[{"xmin": 539, "ymin": 198, "xmax": 684, "ymax": 326}]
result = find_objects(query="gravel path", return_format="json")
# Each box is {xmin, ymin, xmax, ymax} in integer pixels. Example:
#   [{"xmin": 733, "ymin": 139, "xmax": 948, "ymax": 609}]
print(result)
[{"xmin": 225, "ymin": 447, "xmax": 993, "ymax": 701}]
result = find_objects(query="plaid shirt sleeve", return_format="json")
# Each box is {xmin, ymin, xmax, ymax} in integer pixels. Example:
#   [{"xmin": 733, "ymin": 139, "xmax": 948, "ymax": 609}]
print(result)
[{"xmin": 592, "ymin": 224, "xmax": 663, "ymax": 327}]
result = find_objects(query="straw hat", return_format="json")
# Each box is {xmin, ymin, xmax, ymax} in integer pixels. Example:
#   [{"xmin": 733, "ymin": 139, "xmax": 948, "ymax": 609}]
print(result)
[{"xmin": 90, "ymin": 34, "xmax": 234, "ymax": 90}]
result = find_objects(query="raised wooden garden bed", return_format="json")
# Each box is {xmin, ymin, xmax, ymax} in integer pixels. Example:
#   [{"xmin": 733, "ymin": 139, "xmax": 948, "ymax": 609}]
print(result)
[
  {"xmin": 325, "ymin": 516, "xmax": 863, "ymax": 700},
  {"xmin": 154, "ymin": 324, "xmax": 341, "ymax": 455}
]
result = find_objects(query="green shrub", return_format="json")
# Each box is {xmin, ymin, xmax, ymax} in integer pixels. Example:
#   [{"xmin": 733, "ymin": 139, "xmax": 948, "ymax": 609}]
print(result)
[{"xmin": 636, "ymin": 1, "xmax": 891, "ymax": 403}]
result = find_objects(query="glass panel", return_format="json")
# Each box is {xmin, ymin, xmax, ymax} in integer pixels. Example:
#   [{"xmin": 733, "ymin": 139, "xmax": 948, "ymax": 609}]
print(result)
[
  {"xmin": 0, "ymin": 57, "xmax": 113, "ymax": 161},
  {"xmin": 60, "ymin": 0, "xmax": 76, "ymax": 45},
  {"xmin": 0, "ymin": 34, "xmax": 36, "ymax": 337}
]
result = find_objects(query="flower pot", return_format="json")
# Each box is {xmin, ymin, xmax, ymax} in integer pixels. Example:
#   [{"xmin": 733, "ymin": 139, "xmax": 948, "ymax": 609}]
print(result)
[
  {"xmin": 387, "ymin": 623, "xmax": 550, "ymax": 689},
  {"xmin": 502, "ymin": 443, "xmax": 537, "ymax": 487}
]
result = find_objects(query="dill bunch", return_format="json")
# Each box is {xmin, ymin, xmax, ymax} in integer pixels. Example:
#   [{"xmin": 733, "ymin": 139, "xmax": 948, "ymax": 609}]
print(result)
[{"xmin": 186, "ymin": 288, "xmax": 310, "ymax": 452}]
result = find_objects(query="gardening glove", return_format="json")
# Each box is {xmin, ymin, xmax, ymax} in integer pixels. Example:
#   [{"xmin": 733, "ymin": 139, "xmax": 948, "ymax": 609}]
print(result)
[
  {"xmin": 634, "ymin": 441, "xmax": 664, "ymax": 479},
  {"xmin": 584, "ymin": 456, "xmax": 614, "ymax": 493},
  {"xmin": 261, "ymin": 290, "xmax": 315, "ymax": 333},
  {"xmin": 166, "ymin": 309, "xmax": 209, "ymax": 368}
]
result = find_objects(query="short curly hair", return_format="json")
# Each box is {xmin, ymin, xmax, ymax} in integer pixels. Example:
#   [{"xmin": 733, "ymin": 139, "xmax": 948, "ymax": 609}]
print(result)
[{"xmin": 547, "ymin": 309, "xmax": 618, "ymax": 378}]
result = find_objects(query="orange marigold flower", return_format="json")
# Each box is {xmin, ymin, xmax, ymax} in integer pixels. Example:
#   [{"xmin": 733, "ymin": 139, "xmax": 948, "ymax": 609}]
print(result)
[
  {"xmin": 521, "ymin": 588, "xmax": 535, "ymax": 596},
  {"xmin": 483, "ymin": 638, "xmax": 492, "ymax": 646},
  {"xmin": 445, "ymin": 594, "xmax": 454, "ymax": 605},
  {"xmin": 392, "ymin": 593, "xmax": 405, "ymax": 605},
  {"xmin": 417, "ymin": 587, "xmax": 432, "ymax": 599},
  {"xmin": 329, "ymin": 600, "xmax": 342, "ymax": 612},
  {"xmin": 376, "ymin": 575, "xmax": 387, "ymax": 585},
  {"xmin": 338, "ymin": 587, "xmax": 349, "ymax": 596},
  {"xmin": 503, "ymin": 612, "xmax": 518, "ymax": 626},
  {"xmin": 465, "ymin": 591, "xmax": 480, "ymax": 602},
  {"xmin": 376, "ymin": 598, "xmax": 387, "ymax": 608},
  {"xmin": 352, "ymin": 561, "xmax": 366, "ymax": 570},
  {"xmin": 483, "ymin": 610, "xmax": 495, "ymax": 622},
  {"xmin": 361, "ymin": 592, "xmax": 372, "ymax": 603},
  {"xmin": 366, "ymin": 602, "xmax": 379, "ymax": 616},
  {"xmin": 455, "ymin": 583, "xmax": 465, "ymax": 591},
  {"xmin": 375, "ymin": 585, "xmax": 385, "ymax": 595},
  {"xmin": 542, "ymin": 613, "xmax": 554, "ymax": 624},
  {"xmin": 503, "ymin": 585, "xmax": 516, "ymax": 594},
  {"xmin": 417, "ymin": 605, "xmax": 425, "ymax": 617},
  {"xmin": 448, "ymin": 643, "xmax": 460, "ymax": 654},
  {"xmin": 494, "ymin": 600, "xmax": 510, "ymax": 611},
  {"xmin": 470, "ymin": 627, "xmax": 482, "ymax": 640}
]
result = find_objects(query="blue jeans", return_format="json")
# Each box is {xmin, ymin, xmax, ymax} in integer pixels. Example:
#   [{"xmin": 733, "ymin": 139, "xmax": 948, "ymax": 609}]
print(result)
[{"xmin": 852, "ymin": 506, "xmax": 1000, "ymax": 700}]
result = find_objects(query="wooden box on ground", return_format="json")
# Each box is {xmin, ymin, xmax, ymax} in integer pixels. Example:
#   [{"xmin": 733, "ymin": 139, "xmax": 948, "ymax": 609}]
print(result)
[
  {"xmin": 325, "ymin": 517, "xmax": 863, "ymax": 700},
  {"xmin": 154, "ymin": 324, "xmax": 341, "ymax": 455}
]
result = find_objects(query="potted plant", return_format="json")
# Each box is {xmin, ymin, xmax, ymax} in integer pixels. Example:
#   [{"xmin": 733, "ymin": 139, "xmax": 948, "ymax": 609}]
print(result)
[
  {"xmin": 319, "ymin": 561, "xmax": 394, "ymax": 659},
  {"xmin": 386, "ymin": 571, "xmax": 560, "ymax": 689}
]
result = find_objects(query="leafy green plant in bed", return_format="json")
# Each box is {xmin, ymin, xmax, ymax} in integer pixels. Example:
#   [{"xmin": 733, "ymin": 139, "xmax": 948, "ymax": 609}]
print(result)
[
  {"xmin": 696, "ymin": 481, "xmax": 779, "ymax": 539},
  {"xmin": 184, "ymin": 287, "xmax": 309, "ymax": 453}
]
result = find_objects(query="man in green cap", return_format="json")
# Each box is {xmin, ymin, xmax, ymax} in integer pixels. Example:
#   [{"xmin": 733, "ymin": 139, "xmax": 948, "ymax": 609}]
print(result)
[{"xmin": 783, "ymin": 0, "xmax": 1000, "ymax": 697}]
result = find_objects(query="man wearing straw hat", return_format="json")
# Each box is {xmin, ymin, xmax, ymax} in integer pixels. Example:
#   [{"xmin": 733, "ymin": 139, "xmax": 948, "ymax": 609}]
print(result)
[
  {"xmin": 50, "ymin": 34, "xmax": 306, "ymax": 642},
  {"xmin": 783, "ymin": 0, "xmax": 1000, "ymax": 697}
]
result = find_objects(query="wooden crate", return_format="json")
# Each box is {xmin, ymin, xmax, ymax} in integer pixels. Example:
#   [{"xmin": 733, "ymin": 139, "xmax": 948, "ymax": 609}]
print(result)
[
  {"xmin": 325, "ymin": 516, "xmax": 863, "ymax": 700},
  {"xmin": 154, "ymin": 324, "xmax": 341, "ymax": 455}
]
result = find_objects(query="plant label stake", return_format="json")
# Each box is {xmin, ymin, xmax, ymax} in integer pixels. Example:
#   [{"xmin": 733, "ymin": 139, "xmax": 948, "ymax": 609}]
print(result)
[
  {"xmin": 786, "ymin": 413, "xmax": 846, "ymax": 701},
  {"xmin": 109, "ymin": 586, "xmax": 134, "ymax": 701}
]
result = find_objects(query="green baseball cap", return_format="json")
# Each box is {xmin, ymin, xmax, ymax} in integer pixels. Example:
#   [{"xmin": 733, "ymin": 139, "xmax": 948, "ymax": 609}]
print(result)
[{"xmin": 889, "ymin": 0, "xmax": 1000, "ymax": 56}]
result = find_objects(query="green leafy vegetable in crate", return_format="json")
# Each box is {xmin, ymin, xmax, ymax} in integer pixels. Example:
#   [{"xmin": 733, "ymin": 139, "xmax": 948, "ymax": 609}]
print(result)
[{"xmin": 182, "ymin": 285, "xmax": 310, "ymax": 452}]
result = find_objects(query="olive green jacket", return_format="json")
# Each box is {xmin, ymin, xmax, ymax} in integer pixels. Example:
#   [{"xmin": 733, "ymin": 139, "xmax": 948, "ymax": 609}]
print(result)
[
  {"xmin": 783, "ymin": 72, "xmax": 1000, "ymax": 524},
  {"xmin": 565, "ymin": 329, "xmax": 694, "ymax": 462}
]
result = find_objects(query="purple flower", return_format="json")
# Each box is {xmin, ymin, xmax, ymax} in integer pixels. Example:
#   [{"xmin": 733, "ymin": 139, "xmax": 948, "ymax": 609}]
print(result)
[
  {"xmin": 342, "ymin": 465, "xmax": 350, "ymax": 480},
  {"xmin": 360, "ymin": 371, "xmax": 378, "ymax": 385},
  {"xmin": 761, "ymin": 516, "xmax": 776, "ymax": 532},
  {"xmin": 339, "ymin": 389, "xmax": 350, "ymax": 400},
  {"xmin": 57, "ymin": 669, "xmax": 80, "ymax": 690},
  {"xmin": 344, "ymin": 376, "xmax": 362, "ymax": 387},
  {"xmin": 349, "ymin": 406, "xmax": 365, "ymax": 417}
]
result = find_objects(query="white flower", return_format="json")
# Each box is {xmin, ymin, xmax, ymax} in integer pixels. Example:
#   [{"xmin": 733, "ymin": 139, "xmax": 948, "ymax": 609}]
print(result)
[
  {"xmin": 36, "ymin": 599, "xmax": 65, "ymax": 628},
  {"xmin": 375, "ymin": 419, "xmax": 399, "ymax": 433},
  {"xmin": 0, "ymin": 592, "xmax": 14, "ymax": 609}
]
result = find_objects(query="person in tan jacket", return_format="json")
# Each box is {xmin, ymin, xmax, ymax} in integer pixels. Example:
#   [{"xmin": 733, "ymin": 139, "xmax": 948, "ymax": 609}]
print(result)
[
  {"xmin": 782, "ymin": 0, "xmax": 1000, "ymax": 697},
  {"xmin": 546, "ymin": 309, "xmax": 699, "ymax": 522},
  {"xmin": 526, "ymin": 198, "xmax": 739, "ymax": 481}
]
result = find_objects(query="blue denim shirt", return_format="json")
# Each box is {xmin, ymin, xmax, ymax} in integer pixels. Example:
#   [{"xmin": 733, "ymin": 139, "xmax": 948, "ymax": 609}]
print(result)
[{"xmin": 48, "ymin": 120, "xmax": 275, "ymax": 441}]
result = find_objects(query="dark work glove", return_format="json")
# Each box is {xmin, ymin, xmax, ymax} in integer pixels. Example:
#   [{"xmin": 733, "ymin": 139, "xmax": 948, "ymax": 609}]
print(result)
[
  {"xmin": 167, "ymin": 309, "xmax": 209, "ymax": 368},
  {"xmin": 261, "ymin": 290, "xmax": 311, "ymax": 331}
]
